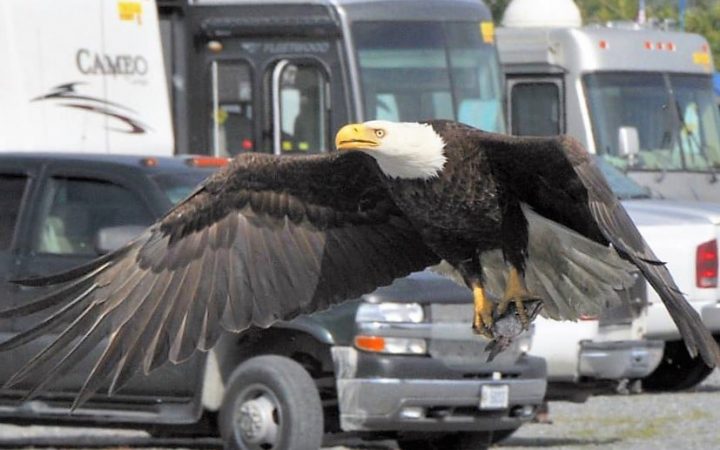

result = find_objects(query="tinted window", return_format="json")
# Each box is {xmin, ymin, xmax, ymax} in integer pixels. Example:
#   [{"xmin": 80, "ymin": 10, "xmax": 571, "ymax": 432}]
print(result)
[
  {"xmin": 353, "ymin": 21, "xmax": 506, "ymax": 132},
  {"xmin": 511, "ymin": 82, "xmax": 560, "ymax": 136},
  {"xmin": 209, "ymin": 61, "xmax": 255, "ymax": 157},
  {"xmin": 152, "ymin": 171, "xmax": 213, "ymax": 205},
  {"xmin": 595, "ymin": 158, "xmax": 651, "ymax": 200},
  {"xmin": 0, "ymin": 174, "xmax": 28, "ymax": 250},
  {"xmin": 36, "ymin": 177, "xmax": 154, "ymax": 255},
  {"xmin": 276, "ymin": 63, "xmax": 328, "ymax": 154}
]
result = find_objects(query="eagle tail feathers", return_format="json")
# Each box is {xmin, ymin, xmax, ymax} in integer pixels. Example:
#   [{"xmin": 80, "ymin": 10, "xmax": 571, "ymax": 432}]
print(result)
[{"xmin": 632, "ymin": 258, "xmax": 720, "ymax": 367}]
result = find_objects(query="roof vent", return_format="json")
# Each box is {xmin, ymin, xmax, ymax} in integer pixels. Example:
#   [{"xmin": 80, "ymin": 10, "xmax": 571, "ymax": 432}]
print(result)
[{"xmin": 502, "ymin": 0, "xmax": 583, "ymax": 28}]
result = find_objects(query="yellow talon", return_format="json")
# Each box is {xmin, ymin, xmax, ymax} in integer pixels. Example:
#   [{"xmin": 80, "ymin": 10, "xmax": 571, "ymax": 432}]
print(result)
[
  {"xmin": 472, "ymin": 283, "xmax": 494, "ymax": 338},
  {"xmin": 498, "ymin": 267, "xmax": 537, "ymax": 329}
]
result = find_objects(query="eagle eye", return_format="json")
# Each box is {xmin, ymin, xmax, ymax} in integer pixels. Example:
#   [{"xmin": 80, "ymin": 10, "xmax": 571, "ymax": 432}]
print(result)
[{"xmin": 374, "ymin": 129, "xmax": 386, "ymax": 138}]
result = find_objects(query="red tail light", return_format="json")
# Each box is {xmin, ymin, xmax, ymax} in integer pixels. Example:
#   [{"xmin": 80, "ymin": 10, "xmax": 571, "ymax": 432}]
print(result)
[{"xmin": 696, "ymin": 239, "xmax": 718, "ymax": 288}]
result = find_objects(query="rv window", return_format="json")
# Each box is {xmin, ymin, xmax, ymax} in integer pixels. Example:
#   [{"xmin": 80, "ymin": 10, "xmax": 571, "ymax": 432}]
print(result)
[
  {"xmin": 0, "ymin": 174, "xmax": 28, "ymax": 250},
  {"xmin": 209, "ymin": 61, "xmax": 255, "ymax": 157},
  {"xmin": 271, "ymin": 62, "xmax": 328, "ymax": 154},
  {"xmin": 669, "ymin": 75, "xmax": 720, "ymax": 170},
  {"xmin": 510, "ymin": 82, "xmax": 561, "ymax": 136},
  {"xmin": 353, "ymin": 21, "xmax": 505, "ymax": 133},
  {"xmin": 584, "ymin": 72, "xmax": 720, "ymax": 172},
  {"xmin": 35, "ymin": 177, "xmax": 154, "ymax": 256}
]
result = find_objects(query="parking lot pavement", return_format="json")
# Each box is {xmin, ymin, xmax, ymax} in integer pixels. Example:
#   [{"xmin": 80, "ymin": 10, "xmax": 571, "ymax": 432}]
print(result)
[
  {"xmin": 1, "ymin": 371, "xmax": 719, "ymax": 450},
  {"xmin": 499, "ymin": 369, "xmax": 720, "ymax": 450}
]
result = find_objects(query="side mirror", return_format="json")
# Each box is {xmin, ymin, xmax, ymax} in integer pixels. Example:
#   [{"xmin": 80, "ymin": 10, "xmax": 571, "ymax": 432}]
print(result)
[
  {"xmin": 95, "ymin": 225, "xmax": 145, "ymax": 254},
  {"xmin": 618, "ymin": 126, "xmax": 640, "ymax": 166}
]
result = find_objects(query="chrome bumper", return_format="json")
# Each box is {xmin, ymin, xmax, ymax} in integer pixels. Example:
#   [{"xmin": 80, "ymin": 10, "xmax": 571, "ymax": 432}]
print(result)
[
  {"xmin": 578, "ymin": 340, "xmax": 664, "ymax": 380},
  {"xmin": 331, "ymin": 346, "xmax": 546, "ymax": 432}
]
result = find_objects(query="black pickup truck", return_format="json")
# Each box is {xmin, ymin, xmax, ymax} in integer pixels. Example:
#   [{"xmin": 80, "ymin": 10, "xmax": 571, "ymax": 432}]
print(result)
[{"xmin": 0, "ymin": 153, "xmax": 546, "ymax": 449}]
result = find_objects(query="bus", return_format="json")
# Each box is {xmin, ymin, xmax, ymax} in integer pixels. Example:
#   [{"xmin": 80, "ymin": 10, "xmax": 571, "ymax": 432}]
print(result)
[{"xmin": 157, "ymin": 0, "xmax": 506, "ymax": 156}]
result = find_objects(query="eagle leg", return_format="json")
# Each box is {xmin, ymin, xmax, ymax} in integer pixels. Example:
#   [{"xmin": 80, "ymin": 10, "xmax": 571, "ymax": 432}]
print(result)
[
  {"xmin": 472, "ymin": 281, "xmax": 494, "ymax": 338},
  {"xmin": 497, "ymin": 267, "xmax": 540, "ymax": 330}
]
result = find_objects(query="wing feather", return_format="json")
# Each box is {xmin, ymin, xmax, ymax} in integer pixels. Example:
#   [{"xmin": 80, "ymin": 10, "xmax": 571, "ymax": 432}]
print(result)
[
  {"xmin": 463, "ymin": 122, "xmax": 720, "ymax": 367},
  {"xmin": 0, "ymin": 151, "xmax": 438, "ymax": 405}
]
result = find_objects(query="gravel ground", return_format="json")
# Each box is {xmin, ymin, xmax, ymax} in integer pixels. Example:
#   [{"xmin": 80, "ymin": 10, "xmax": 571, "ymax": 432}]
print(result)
[
  {"xmin": 497, "ymin": 369, "xmax": 720, "ymax": 450},
  {"xmin": 0, "ymin": 371, "xmax": 719, "ymax": 449}
]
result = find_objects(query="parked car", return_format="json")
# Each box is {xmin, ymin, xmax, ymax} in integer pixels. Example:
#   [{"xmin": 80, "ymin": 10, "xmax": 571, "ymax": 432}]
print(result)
[
  {"xmin": 624, "ymin": 199, "xmax": 720, "ymax": 391},
  {"xmin": 526, "ymin": 159, "xmax": 668, "ymax": 402},
  {"xmin": 593, "ymin": 158, "xmax": 720, "ymax": 391},
  {"xmin": 0, "ymin": 153, "xmax": 547, "ymax": 448},
  {"xmin": 530, "ymin": 316, "xmax": 663, "ymax": 402}
]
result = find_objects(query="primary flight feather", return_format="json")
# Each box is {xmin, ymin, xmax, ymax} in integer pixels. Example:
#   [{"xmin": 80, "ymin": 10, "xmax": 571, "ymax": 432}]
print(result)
[{"xmin": 2, "ymin": 119, "xmax": 719, "ymax": 406}]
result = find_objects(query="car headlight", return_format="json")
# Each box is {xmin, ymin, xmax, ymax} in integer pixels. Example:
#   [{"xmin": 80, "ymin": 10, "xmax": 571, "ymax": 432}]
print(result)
[
  {"xmin": 355, "ymin": 302, "xmax": 424, "ymax": 323},
  {"xmin": 354, "ymin": 335, "xmax": 428, "ymax": 355}
]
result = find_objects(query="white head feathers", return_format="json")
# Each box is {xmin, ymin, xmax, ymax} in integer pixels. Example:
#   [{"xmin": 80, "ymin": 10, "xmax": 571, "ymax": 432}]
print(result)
[{"xmin": 350, "ymin": 121, "xmax": 447, "ymax": 180}]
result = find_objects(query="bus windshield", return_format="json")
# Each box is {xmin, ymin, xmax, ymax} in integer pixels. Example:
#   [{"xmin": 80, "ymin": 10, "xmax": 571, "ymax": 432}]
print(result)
[
  {"xmin": 353, "ymin": 21, "xmax": 506, "ymax": 133},
  {"xmin": 584, "ymin": 72, "xmax": 720, "ymax": 172}
]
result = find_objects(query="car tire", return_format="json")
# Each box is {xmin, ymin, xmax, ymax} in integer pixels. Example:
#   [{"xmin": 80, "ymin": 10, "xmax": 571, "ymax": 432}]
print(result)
[
  {"xmin": 218, "ymin": 355, "xmax": 323, "ymax": 450},
  {"xmin": 643, "ymin": 340, "xmax": 714, "ymax": 392},
  {"xmin": 397, "ymin": 432, "xmax": 491, "ymax": 450}
]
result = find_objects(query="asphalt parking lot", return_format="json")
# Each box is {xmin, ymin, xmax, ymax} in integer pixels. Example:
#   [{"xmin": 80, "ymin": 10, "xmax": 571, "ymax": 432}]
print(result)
[{"xmin": 0, "ymin": 370, "xmax": 719, "ymax": 449}]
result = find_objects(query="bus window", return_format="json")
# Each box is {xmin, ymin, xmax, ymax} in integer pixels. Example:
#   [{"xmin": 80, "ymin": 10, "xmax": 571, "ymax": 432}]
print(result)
[
  {"xmin": 271, "ymin": 61, "xmax": 328, "ymax": 155},
  {"xmin": 353, "ymin": 21, "xmax": 506, "ymax": 133},
  {"xmin": 209, "ymin": 61, "xmax": 254, "ymax": 157},
  {"xmin": 510, "ymin": 82, "xmax": 562, "ymax": 136}
]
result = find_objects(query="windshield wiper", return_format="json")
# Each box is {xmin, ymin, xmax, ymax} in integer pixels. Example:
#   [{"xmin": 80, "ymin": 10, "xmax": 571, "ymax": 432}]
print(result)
[{"xmin": 672, "ymin": 99, "xmax": 719, "ymax": 183}]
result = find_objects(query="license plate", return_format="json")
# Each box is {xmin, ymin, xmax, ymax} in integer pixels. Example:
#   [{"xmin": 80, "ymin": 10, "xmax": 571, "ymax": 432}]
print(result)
[{"xmin": 480, "ymin": 385, "xmax": 509, "ymax": 410}]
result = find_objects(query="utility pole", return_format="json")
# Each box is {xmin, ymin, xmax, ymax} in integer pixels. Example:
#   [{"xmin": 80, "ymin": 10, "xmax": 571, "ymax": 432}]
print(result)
[
  {"xmin": 679, "ymin": 0, "xmax": 686, "ymax": 30},
  {"xmin": 637, "ymin": 0, "xmax": 646, "ymax": 24}
]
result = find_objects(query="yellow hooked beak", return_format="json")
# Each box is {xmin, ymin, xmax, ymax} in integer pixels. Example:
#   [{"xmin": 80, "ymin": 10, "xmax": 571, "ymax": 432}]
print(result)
[{"xmin": 335, "ymin": 123, "xmax": 381, "ymax": 151}]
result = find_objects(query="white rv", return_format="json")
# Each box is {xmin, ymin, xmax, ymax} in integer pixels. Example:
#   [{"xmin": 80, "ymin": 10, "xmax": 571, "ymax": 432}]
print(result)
[
  {"xmin": 0, "ymin": 0, "xmax": 173, "ymax": 155},
  {"xmin": 497, "ymin": 5, "xmax": 719, "ymax": 202}
]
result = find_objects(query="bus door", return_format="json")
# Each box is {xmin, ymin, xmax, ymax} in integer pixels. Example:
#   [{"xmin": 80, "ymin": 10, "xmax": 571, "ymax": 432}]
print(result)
[
  {"xmin": 268, "ymin": 59, "xmax": 330, "ymax": 155},
  {"xmin": 203, "ymin": 35, "xmax": 346, "ymax": 156}
]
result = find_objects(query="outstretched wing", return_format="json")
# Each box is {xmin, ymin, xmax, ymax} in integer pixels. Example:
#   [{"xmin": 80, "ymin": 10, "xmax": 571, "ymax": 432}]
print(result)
[
  {"xmin": 0, "ymin": 151, "xmax": 438, "ymax": 406},
  {"xmin": 435, "ymin": 120, "xmax": 720, "ymax": 368}
]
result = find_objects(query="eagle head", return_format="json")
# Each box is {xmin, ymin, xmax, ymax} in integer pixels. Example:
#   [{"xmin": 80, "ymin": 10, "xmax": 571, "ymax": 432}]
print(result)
[{"xmin": 335, "ymin": 120, "xmax": 447, "ymax": 180}]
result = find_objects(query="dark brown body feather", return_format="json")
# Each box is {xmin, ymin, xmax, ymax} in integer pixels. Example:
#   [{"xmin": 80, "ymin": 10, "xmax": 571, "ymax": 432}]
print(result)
[
  {"xmin": 423, "ymin": 120, "xmax": 720, "ymax": 368},
  {"xmin": 1, "ymin": 119, "xmax": 718, "ymax": 406}
]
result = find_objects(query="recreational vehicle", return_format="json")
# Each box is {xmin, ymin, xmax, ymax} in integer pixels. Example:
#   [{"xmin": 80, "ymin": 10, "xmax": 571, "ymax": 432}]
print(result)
[
  {"xmin": 0, "ymin": 0, "xmax": 173, "ymax": 155},
  {"xmin": 498, "ymin": 15, "xmax": 720, "ymax": 202}
]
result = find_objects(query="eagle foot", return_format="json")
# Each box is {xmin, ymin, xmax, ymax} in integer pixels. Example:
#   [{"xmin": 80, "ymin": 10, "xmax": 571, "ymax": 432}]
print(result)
[
  {"xmin": 472, "ymin": 284, "xmax": 494, "ymax": 338},
  {"xmin": 499, "ymin": 268, "xmax": 540, "ymax": 330},
  {"xmin": 497, "ymin": 294, "xmax": 541, "ymax": 330}
]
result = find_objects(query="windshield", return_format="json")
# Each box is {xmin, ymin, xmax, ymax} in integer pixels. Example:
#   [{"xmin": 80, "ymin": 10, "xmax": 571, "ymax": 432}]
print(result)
[
  {"xmin": 584, "ymin": 72, "xmax": 720, "ymax": 172},
  {"xmin": 595, "ymin": 157, "xmax": 651, "ymax": 200},
  {"xmin": 353, "ymin": 21, "xmax": 505, "ymax": 133},
  {"xmin": 152, "ymin": 172, "xmax": 213, "ymax": 205}
]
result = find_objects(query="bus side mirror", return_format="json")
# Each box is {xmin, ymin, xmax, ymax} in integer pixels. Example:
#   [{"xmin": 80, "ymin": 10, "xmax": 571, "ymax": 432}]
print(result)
[{"xmin": 618, "ymin": 126, "xmax": 640, "ymax": 166}]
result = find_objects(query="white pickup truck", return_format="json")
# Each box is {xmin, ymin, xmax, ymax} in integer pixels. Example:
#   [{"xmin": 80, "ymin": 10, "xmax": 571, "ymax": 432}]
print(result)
[
  {"xmin": 530, "ymin": 159, "xmax": 720, "ymax": 396},
  {"xmin": 626, "ymin": 199, "xmax": 720, "ymax": 390}
]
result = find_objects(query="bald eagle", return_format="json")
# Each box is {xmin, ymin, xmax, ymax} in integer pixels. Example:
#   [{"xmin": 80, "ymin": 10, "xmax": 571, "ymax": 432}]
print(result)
[{"xmin": 2, "ymin": 119, "xmax": 719, "ymax": 405}]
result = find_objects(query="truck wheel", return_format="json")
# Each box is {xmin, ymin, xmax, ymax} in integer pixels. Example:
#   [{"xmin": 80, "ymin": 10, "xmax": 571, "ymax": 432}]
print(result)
[
  {"xmin": 397, "ymin": 432, "xmax": 490, "ymax": 450},
  {"xmin": 218, "ymin": 355, "xmax": 323, "ymax": 450},
  {"xmin": 643, "ymin": 340, "xmax": 714, "ymax": 392}
]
